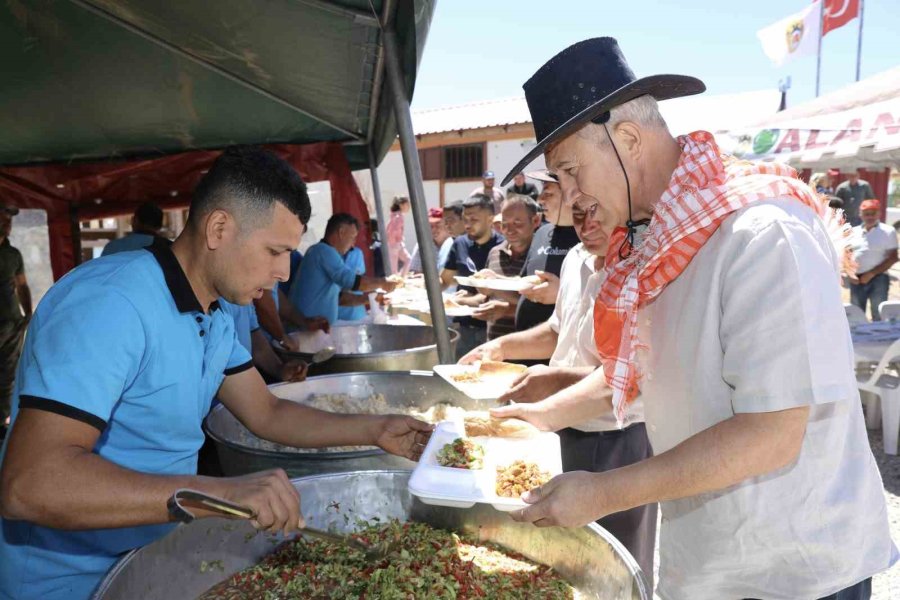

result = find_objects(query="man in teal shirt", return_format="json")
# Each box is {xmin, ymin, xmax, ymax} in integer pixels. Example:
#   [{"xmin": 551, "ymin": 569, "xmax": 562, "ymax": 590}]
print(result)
[
  {"xmin": 337, "ymin": 246, "xmax": 367, "ymax": 322},
  {"xmin": 289, "ymin": 213, "xmax": 396, "ymax": 324},
  {"xmin": 0, "ymin": 148, "xmax": 430, "ymax": 600}
]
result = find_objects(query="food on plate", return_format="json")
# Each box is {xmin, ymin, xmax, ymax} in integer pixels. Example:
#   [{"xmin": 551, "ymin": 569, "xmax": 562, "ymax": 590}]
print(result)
[
  {"xmin": 521, "ymin": 274, "xmax": 543, "ymax": 285},
  {"xmin": 450, "ymin": 370, "xmax": 481, "ymax": 384},
  {"xmin": 463, "ymin": 411, "xmax": 540, "ymax": 439},
  {"xmin": 470, "ymin": 270, "xmax": 494, "ymax": 280},
  {"xmin": 477, "ymin": 360, "xmax": 528, "ymax": 377},
  {"xmin": 496, "ymin": 460, "xmax": 552, "ymax": 498},
  {"xmin": 197, "ymin": 520, "xmax": 578, "ymax": 599},
  {"xmin": 437, "ymin": 437, "xmax": 485, "ymax": 469},
  {"xmin": 449, "ymin": 361, "xmax": 527, "ymax": 386},
  {"xmin": 385, "ymin": 273, "xmax": 405, "ymax": 286},
  {"xmin": 443, "ymin": 296, "xmax": 463, "ymax": 309}
]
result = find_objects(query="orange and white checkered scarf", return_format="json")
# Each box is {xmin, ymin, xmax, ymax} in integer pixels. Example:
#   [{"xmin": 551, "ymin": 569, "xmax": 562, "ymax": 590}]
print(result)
[{"xmin": 594, "ymin": 130, "xmax": 828, "ymax": 424}]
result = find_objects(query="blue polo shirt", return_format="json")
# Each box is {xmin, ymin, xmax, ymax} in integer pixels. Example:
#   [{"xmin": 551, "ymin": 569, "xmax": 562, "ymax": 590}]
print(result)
[
  {"xmin": 277, "ymin": 249, "xmax": 303, "ymax": 295},
  {"xmin": 0, "ymin": 241, "xmax": 251, "ymax": 600},
  {"xmin": 219, "ymin": 299, "xmax": 261, "ymax": 354},
  {"xmin": 288, "ymin": 241, "xmax": 360, "ymax": 324},
  {"xmin": 101, "ymin": 232, "xmax": 171, "ymax": 256},
  {"xmin": 337, "ymin": 247, "xmax": 366, "ymax": 322}
]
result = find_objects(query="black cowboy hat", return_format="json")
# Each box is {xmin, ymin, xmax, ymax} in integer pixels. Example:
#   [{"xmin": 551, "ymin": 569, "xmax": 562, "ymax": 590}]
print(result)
[
  {"xmin": 502, "ymin": 37, "xmax": 705, "ymax": 186},
  {"xmin": 525, "ymin": 169, "xmax": 558, "ymax": 184}
]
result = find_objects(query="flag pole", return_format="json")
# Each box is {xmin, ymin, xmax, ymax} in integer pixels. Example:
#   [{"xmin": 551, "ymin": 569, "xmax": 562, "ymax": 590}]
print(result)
[
  {"xmin": 815, "ymin": 0, "xmax": 824, "ymax": 97},
  {"xmin": 855, "ymin": 0, "xmax": 865, "ymax": 81}
]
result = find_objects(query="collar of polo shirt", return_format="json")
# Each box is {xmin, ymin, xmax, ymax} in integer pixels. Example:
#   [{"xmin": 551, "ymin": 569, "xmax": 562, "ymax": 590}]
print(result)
[{"xmin": 145, "ymin": 239, "xmax": 220, "ymax": 314}]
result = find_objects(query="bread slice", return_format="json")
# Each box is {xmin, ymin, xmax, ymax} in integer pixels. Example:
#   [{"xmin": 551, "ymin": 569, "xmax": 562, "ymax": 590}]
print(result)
[
  {"xmin": 477, "ymin": 361, "xmax": 528, "ymax": 378},
  {"xmin": 464, "ymin": 411, "xmax": 540, "ymax": 438}
]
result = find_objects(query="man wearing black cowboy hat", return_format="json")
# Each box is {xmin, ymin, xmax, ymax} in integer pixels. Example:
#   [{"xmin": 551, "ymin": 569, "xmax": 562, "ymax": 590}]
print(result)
[{"xmin": 494, "ymin": 38, "xmax": 895, "ymax": 600}]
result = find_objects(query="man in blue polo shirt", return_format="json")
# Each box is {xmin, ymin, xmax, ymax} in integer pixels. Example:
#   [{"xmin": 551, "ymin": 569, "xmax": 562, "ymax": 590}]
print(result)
[
  {"xmin": 289, "ymin": 213, "xmax": 396, "ymax": 325},
  {"xmin": 0, "ymin": 148, "xmax": 431, "ymax": 600},
  {"xmin": 336, "ymin": 245, "xmax": 368, "ymax": 322},
  {"xmin": 440, "ymin": 194, "xmax": 504, "ymax": 359},
  {"xmin": 219, "ymin": 299, "xmax": 307, "ymax": 383}
]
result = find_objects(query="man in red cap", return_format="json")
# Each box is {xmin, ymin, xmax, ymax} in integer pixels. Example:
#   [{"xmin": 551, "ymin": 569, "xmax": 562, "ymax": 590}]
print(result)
[
  {"xmin": 406, "ymin": 207, "xmax": 453, "ymax": 275},
  {"xmin": 849, "ymin": 199, "xmax": 898, "ymax": 320}
]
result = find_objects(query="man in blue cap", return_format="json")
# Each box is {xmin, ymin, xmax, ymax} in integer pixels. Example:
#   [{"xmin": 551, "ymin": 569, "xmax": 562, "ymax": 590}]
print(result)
[
  {"xmin": 469, "ymin": 170, "xmax": 505, "ymax": 214},
  {"xmin": 0, "ymin": 147, "xmax": 431, "ymax": 600}
]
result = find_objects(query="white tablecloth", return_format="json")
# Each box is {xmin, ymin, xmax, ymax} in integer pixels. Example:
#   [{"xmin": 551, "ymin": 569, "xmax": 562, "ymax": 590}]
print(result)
[{"xmin": 851, "ymin": 322, "xmax": 900, "ymax": 363}]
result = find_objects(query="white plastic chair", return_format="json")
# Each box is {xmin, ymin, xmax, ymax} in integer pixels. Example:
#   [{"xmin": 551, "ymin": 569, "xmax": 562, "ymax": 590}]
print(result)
[
  {"xmin": 857, "ymin": 336, "xmax": 900, "ymax": 455},
  {"xmin": 845, "ymin": 303, "xmax": 868, "ymax": 325},
  {"xmin": 878, "ymin": 300, "xmax": 900, "ymax": 322}
]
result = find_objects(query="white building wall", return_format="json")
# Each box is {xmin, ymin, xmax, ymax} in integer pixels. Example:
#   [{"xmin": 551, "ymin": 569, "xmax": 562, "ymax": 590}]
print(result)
[{"xmin": 487, "ymin": 139, "xmax": 545, "ymax": 185}]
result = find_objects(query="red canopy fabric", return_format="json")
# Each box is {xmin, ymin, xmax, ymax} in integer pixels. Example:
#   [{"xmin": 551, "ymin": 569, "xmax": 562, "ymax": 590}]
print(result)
[{"xmin": 0, "ymin": 142, "xmax": 372, "ymax": 279}]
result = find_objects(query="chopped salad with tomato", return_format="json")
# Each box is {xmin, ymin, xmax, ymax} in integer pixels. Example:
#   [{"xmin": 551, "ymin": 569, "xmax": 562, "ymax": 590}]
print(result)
[
  {"xmin": 198, "ymin": 520, "xmax": 577, "ymax": 599},
  {"xmin": 437, "ymin": 437, "xmax": 485, "ymax": 470}
]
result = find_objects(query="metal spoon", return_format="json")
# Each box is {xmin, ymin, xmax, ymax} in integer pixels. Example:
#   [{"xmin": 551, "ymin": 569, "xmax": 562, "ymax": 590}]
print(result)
[{"xmin": 167, "ymin": 489, "xmax": 392, "ymax": 559}]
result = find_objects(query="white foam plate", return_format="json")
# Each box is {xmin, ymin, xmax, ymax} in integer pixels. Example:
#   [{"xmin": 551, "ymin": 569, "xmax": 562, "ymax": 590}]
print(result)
[
  {"xmin": 433, "ymin": 364, "xmax": 523, "ymax": 400},
  {"xmin": 454, "ymin": 276, "xmax": 536, "ymax": 292},
  {"xmin": 409, "ymin": 421, "xmax": 562, "ymax": 511},
  {"xmin": 404, "ymin": 301, "xmax": 476, "ymax": 318}
]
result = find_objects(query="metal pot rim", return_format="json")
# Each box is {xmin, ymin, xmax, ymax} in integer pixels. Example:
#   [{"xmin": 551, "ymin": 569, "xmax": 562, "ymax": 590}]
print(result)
[
  {"xmin": 274, "ymin": 326, "xmax": 459, "ymax": 359},
  {"xmin": 91, "ymin": 469, "xmax": 650, "ymax": 600},
  {"xmin": 202, "ymin": 371, "xmax": 440, "ymax": 460}
]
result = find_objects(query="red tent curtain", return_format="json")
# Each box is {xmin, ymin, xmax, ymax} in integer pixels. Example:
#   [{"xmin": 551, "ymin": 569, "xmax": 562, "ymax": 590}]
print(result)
[{"xmin": 0, "ymin": 142, "xmax": 371, "ymax": 280}]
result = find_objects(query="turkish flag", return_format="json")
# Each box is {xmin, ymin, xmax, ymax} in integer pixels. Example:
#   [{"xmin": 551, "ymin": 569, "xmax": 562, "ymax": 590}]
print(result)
[{"xmin": 822, "ymin": 0, "xmax": 859, "ymax": 36}]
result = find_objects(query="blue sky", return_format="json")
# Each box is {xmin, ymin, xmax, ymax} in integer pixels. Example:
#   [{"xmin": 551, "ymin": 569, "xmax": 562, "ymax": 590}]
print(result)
[{"xmin": 411, "ymin": 0, "xmax": 897, "ymax": 111}]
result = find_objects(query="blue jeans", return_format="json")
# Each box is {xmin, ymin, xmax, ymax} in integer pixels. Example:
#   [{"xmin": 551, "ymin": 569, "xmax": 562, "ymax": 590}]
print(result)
[{"xmin": 851, "ymin": 274, "xmax": 890, "ymax": 320}]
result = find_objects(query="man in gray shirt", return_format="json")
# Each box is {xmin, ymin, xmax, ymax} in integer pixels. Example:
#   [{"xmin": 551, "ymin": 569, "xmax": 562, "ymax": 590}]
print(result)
[{"xmin": 835, "ymin": 171, "xmax": 875, "ymax": 227}]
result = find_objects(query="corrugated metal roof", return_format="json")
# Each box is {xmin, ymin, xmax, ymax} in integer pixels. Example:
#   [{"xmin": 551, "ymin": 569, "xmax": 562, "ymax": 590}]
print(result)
[
  {"xmin": 411, "ymin": 90, "xmax": 782, "ymax": 137},
  {"xmin": 412, "ymin": 97, "xmax": 534, "ymax": 135}
]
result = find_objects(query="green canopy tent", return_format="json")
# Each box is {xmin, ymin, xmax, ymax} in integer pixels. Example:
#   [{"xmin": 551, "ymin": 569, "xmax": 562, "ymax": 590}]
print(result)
[{"xmin": 0, "ymin": 0, "xmax": 453, "ymax": 360}]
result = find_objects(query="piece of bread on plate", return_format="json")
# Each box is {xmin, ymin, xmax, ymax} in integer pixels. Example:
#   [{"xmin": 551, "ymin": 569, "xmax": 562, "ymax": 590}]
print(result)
[
  {"xmin": 464, "ymin": 411, "xmax": 540, "ymax": 438},
  {"xmin": 477, "ymin": 361, "xmax": 528, "ymax": 377}
]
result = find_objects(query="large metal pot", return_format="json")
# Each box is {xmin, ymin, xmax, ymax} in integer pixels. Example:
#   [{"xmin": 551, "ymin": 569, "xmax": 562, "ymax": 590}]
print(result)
[
  {"xmin": 203, "ymin": 371, "xmax": 487, "ymax": 478},
  {"xmin": 92, "ymin": 470, "xmax": 649, "ymax": 600},
  {"xmin": 275, "ymin": 323, "xmax": 458, "ymax": 375}
]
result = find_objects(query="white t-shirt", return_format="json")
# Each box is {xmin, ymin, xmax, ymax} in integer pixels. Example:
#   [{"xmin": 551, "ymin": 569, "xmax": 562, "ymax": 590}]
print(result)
[
  {"xmin": 638, "ymin": 199, "xmax": 897, "ymax": 600},
  {"xmin": 854, "ymin": 222, "xmax": 898, "ymax": 274},
  {"xmin": 548, "ymin": 244, "xmax": 643, "ymax": 431}
]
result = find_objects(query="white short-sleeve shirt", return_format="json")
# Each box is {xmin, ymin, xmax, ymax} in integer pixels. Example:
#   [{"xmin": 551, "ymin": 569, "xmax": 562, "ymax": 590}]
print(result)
[
  {"xmin": 548, "ymin": 244, "xmax": 643, "ymax": 431},
  {"xmin": 639, "ymin": 199, "xmax": 897, "ymax": 599},
  {"xmin": 853, "ymin": 222, "xmax": 898, "ymax": 274}
]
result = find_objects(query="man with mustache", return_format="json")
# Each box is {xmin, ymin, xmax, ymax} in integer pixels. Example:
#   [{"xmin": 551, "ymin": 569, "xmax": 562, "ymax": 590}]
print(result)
[
  {"xmin": 461, "ymin": 173, "xmax": 656, "ymax": 583},
  {"xmin": 495, "ymin": 38, "xmax": 895, "ymax": 600}
]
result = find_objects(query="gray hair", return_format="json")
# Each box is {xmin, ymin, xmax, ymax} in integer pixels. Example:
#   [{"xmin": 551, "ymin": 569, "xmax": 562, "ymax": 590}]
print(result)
[{"xmin": 575, "ymin": 95, "xmax": 669, "ymax": 146}]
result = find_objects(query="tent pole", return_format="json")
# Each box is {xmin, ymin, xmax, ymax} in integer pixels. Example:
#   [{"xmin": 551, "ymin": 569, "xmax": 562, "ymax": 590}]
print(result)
[
  {"xmin": 855, "ymin": 0, "xmax": 865, "ymax": 82},
  {"xmin": 381, "ymin": 25, "xmax": 453, "ymax": 364},
  {"xmin": 367, "ymin": 146, "xmax": 393, "ymax": 276},
  {"xmin": 815, "ymin": 0, "xmax": 824, "ymax": 97}
]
